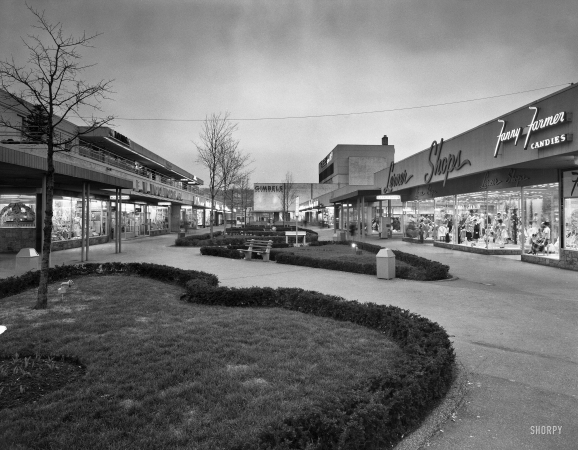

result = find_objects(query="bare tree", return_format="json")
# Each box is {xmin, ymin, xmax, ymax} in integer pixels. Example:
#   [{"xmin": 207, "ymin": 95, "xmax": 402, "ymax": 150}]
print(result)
[
  {"xmin": 236, "ymin": 172, "xmax": 253, "ymax": 226},
  {"xmin": 219, "ymin": 144, "xmax": 252, "ymax": 235},
  {"xmin": 195, "ymin": 112, "xmax": 237, "ymax": 238},
  {"xmin": 278, "ymin": 171, "xmax": 298, "ymax": 226},
  {"xmin": 0, "ymin": 5, "xmax": 114, "ymax": 310}
]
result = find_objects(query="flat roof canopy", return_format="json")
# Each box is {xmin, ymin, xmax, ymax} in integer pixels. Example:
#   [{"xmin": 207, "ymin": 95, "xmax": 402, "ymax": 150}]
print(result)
[{"xmin": 79, "ymin": 128, "xmax": 203, "ymax": 185}]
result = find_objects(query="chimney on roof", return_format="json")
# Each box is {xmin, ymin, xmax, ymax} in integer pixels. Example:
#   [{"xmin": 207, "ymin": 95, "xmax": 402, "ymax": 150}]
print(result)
[{"xmin": 382, "ymin": 135, "xmax": 388, "ymax": 145}]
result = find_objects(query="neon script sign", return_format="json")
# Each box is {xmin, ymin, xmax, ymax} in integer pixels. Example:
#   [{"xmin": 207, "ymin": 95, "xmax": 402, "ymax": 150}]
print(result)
[
  {"xmin": 494, "ymin": 108, "xmax": 570, "ymax": 157},
  {"xmin": 383, "ymin": 161, "xmax": 413, "ymax": 193},
  {"xmin": 424, "ymin": 139, "xmax": 471, "ymax": 186}
]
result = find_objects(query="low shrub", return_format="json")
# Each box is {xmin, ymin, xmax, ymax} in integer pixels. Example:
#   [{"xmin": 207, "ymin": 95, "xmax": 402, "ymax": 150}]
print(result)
[
  {"xmin": 178, "ymin": 234, "xmax": 319, "ymax": 247},
  {"xmin": 334, "ymin": 241, "xmax": 450, "ymax": 280},
  {"xmin": 274, "ymin": 252, "xmax": 377, "ymax": 275},
  {"xmin": 182, "ymin": 282, "xmax": 455, "ymax": 449},
  {"xmin": 0, "ymin": 262, "xmax": 218, "ymax": 300},
  {"xmin": 200, "ymin": 246, "xmax": 244, "ymax": 259}
]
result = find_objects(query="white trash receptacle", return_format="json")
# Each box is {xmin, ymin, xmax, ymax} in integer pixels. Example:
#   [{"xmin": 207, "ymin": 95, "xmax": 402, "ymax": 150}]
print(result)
[
  {"xmin": 376, "ymin": 248, "xmax": 396, "ymax": 279},
  {"xmin": 15, "ymin": 248, "xmax": 40, "ymax": 273}
]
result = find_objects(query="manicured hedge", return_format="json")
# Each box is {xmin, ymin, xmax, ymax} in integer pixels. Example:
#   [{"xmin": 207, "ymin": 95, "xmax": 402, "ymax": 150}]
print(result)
[
  {"xmin": 0, "ymin": 262, "xmax": 218, "ymax": 300},
  {"xmin": 335, "ymin": 241, "xmax": 450, "ymax": 280},
  {"xmin": 200, "ymin": 246, "xmax": 244, "ymax": 259},
  {"xmin": 177, "ymin": 234, "xmax": 319, "ymax": 247},
  {"xmin": 271, "ymin": 251, "xmax": 428, "ymax": 280},
  {"xmin": 182, "ymin": 281, "xmax": 455, "ymax": 449}
]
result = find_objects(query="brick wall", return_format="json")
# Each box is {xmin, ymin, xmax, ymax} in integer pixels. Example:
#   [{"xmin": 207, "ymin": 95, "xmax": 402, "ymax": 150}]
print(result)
[{"xmin": 0, "ymin": 228, "xmax": 36, "ymax": 253}]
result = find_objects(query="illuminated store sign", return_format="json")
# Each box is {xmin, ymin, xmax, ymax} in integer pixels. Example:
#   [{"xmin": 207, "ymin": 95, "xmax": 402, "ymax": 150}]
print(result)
[
  {"xmin": 494, "ymin": 120, "xmax": 522, "ymax": 157},
  {"xmin": 319, "ymin": 151, "xmax": 333, "ymax": 168},
  {"xmin": 376, "ymin": 195, "xmax": 401, "ymax": 200},
  {"xmin": 133, "ymin": 179, "xmax": 183, "ymax": 201},
  {"xmin": 494, "ymin": 108, "xmax": 572, "ymax": 157},
  {"xmin": 530, "ymin": 133, "xmax": 572, "ymax": 150},
  {"xmin": 255, "ymin": 184, "xmax": 284, "ymax": 193},
  {"xmin": 382, "ymin": 161, "xmax": 413, "ymax": 193},
  {"xmin": 424, "ymin": 139, "xmax": 471, "ymax": 186},
  {"xmin": 524, "ymin": 108, "xmax": 569, "ymax": 149}
]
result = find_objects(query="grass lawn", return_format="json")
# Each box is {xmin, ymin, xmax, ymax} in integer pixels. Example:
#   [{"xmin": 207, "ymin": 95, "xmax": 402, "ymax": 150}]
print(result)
[
  {"xmin": 0, "ymin": 275, "xmax": 402, "ymax": 449},
  {"xmin": 273, "ymin": 243, "xmax": 414, "ymax": 269}
]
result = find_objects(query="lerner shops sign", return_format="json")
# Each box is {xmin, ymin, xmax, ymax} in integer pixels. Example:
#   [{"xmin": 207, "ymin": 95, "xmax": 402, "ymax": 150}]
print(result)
[
  {"xmin": 494, "ymin": 108, "xmax": 573, "ymax": 157},
  {"xmin": 424, "ymin": 138, "xmax": 471, "ymax": 186}
]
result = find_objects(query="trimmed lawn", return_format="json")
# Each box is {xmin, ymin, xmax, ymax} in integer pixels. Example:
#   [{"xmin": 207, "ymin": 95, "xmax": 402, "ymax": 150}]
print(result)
[
  {"xmin": 0, "ymin": 275, "xmax": 402, "ymax": 449},
  {"xmin": 273, "ymin": 243, "xmax": 414, "ymax": 269}
]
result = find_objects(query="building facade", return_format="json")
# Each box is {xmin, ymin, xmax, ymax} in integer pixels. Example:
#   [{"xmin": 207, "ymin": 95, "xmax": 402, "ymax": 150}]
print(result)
[{"xmin": 0, "ymin": 90, "xmax": 227, "ymax": 253}]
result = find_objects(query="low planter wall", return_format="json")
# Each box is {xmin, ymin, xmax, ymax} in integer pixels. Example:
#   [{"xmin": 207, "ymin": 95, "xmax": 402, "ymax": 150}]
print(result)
[
  {"xmin": 150, "ymin": 229, "xmax": 169, "ymax": 237},
  {"xmin": 434, "ymin": 241, "xmax": 520, "ymax": 255},
  {"xmin": 0, "ymin": 228, "xmax": 36, "ymax": 253},
  {"xmin": 51, "ymin": 235, "xmax": 110, "ymax": 252},
  {"xmin": 522, "ymin": 249, "xmax": 578, "ymax": 271},
  {"xmin": 402, "ymin": 237, "xmax": 434, "ymax": 244}
]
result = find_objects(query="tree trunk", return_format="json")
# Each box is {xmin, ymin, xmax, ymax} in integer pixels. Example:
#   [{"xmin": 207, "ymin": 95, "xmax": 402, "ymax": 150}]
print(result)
[
  {"xmin": 35, "ymin": 142, "xmax": 55, "ymax": 309},
  {"xmin": 209, "ymin": 196, "xmax": 215, "ymax": 239},
  {"xmin": 222, "ymin": 188, "xmax": 227, "ymax": 236}
]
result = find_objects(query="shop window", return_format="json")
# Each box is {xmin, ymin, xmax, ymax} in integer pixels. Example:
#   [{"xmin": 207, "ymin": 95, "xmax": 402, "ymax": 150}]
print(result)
[
  {"xmin": 563, "ymin": 198, "xmax": 578, "ymax": 251},
  {"xmin": 522, "ymin": 184, "xmax": 559, "ymax": 258},
  {"xmin": 0, "ymin": 195, "xmax": 36, "ymax": 228},
  {"xmin": 434, "ymin": 196, "xmax": 455, "ymax": 243},
  {"xmin": 52, "ymin": 197, "xmax": 108, "ymax": 241}
]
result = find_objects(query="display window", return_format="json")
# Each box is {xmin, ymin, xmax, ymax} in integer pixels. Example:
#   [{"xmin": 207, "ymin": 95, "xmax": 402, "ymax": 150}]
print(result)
[
  {"xmin": 52, "ymin": 196, "xmax": 109, "ymax": 241},
  {"xmin": 0, "ymin": 195, "xmax": 36, "ymax": 228},
  {"xmin": 454, "ymin": 189, "xmax": 522, "ymax": 250},
  {"xmin": 434, "ymin": 196, "xmax": 455, "ymax": 243},
  {"xmin": 149, "ymin": 205, "xmax": 169, "ymax": 231},
  {"xmin": 403, "ymin": 201, "xmax": 418, "ymax": 238},
  {"xmin": 522, "ymin": 184, "xmax": 559, "ymax": 258},
  {"xmin": 564, "ymin": 198, "xmax": 578, "ymax": 251}
]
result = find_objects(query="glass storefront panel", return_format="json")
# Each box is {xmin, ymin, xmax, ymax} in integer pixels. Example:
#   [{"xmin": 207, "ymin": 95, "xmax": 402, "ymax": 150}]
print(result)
[
  {"xmin": 456, "ymin": 188, "xmax": 521, "ymax": 249},
  {"xmin": 0, "ymin": 195, "xmax": 36, "ymax": 228},
  {"xmin": 52, "ymin": 197, "xmax": 81, "ymax": 241},
  {"xmin": 564, "ymin": 198, "xmax": 578, "ymax": 251},
  {"xmin": 403, "ymin": 201, "xmax": 418, "ymax": 238},
  {"xmin": 149, "ymin": 206, "xmax": 169, "ymax": 231},
  {"xmin": 522, "ymin": 183, "xmax": 559, "ymax": 257},
  {"xmin": 89, "ymin": 199, "xmax": 107, "ymax": 237},
  {"xmin": 434, "ymin": 196, "xmax": 455, "ymax": 243}
]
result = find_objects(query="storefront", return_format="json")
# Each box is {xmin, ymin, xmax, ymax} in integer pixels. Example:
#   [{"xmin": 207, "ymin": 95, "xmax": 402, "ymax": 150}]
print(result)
[{"xmin": 373, "ymin": 83, "xmax": 578, "ymax": 270}]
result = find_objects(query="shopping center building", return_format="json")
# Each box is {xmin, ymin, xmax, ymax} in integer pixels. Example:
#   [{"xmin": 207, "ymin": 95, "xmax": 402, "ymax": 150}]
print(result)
[
  {"xmin": 300, "ymin": 84, "xmax": 578, "ymax": 271},
  {"xmin": 0, "ymin": 90, "xmax": 226, "ymax": 254}
]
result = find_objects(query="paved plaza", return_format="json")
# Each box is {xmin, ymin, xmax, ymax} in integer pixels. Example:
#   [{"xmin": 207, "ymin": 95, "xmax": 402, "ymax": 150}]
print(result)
[{"xmin": 1, "ymin": 229, "xmax": 576, "ymax": 449}]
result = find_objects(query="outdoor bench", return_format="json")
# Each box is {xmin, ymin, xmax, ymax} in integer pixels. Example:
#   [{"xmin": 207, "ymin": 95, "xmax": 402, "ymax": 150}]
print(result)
[{"xmin": 240, "ymin": 239, "xmax": 273, "ymax": 261}]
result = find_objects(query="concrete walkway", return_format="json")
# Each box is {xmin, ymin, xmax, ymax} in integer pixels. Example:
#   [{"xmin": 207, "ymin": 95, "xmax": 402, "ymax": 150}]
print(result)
[{"xmin": 1, "ymin": 230, "xmax": 576, "ymax": 449}]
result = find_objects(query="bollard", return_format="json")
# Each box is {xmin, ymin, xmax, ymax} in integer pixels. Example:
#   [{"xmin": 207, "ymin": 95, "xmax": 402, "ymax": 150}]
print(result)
[{"xmin": 376, "ymin": 248, "xmax": 396, "ymax": 279}]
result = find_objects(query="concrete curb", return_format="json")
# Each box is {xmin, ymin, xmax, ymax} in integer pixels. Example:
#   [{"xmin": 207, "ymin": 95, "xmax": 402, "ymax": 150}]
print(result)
[{"xmin": 394, "ymin": 361, "xmax": 470, "ymax": 450}]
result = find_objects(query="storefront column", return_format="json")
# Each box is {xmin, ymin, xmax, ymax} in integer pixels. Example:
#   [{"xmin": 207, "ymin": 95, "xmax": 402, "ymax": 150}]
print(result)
[
  {"xmin": 453, "ymin": 195, "xmax": 458, "ymax": 244},
  {"xmin": 114, "ymin": 189, "xmax": 118, "ymax": 254},
  {"xmin": 119, "ymin": 190, "xmax": 122, "ymax": 253},
  {"xmin": 170, "ymin": 204, "xmax": 181, "ymax": 232},
  {"xmin": 81, "ymin": 183, "xmax": 86, "ymax": 262},
  {"xmin": 86, "ymin": 183, "xmax": 90, "ymax": 261},
  {"xmin": 520, "ymin": 186, "xmax": 525, "ymax": 253}
]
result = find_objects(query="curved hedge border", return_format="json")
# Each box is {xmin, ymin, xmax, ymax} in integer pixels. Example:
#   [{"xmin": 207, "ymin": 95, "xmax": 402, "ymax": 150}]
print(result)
[
  {"xmin": 1, "ymin": 263, "xmax": 455, "ymax": 448},
  {"xmin": 337, "ymin": 241, "xmax": 450, "ymax": 280},
  {"xmin": 183, "ymin": 281, "xmax": 455, "ymax": 449},
  {"xmin": 0, "ymin": 262, "xmax": 218, "ymax": 300},
  {"xmin": 199, "ymin": 243, "xmax": 448, "ymax": 281},
  {"xmin": 176, "ymin": 228, "xmax": 319, "ymax": 247}
]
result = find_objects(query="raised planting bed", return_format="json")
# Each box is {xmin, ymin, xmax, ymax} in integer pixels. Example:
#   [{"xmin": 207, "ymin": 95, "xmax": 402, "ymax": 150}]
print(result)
[{"xmin": 200, "ymin": 241, "xmax": 451, "ymax": 281}]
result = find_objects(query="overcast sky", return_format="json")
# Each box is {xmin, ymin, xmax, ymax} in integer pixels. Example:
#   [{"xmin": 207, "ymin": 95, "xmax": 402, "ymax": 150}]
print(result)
[{"xmin": 2, "ymin": 0, "xmax": 578, "ymax": 185}]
